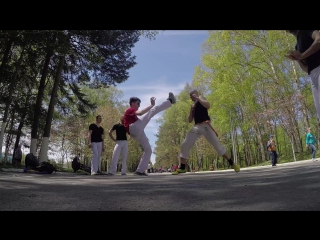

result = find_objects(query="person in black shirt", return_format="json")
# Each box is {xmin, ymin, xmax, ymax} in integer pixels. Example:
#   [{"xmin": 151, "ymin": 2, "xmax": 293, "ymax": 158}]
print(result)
[
  {"xmin": 107, "ymin": 116, "xmax": 129, "ymax": 175},
  {"xmin": 286, "ymin": 30, "xmax": 320, "ymax": 121},
  {"xmin": 172, "ymin": 90, "xmax": 240, "ymax": 175},
  {"xmin": 88, "ymin": 115, "xmax": 105, "ymax": 175}
]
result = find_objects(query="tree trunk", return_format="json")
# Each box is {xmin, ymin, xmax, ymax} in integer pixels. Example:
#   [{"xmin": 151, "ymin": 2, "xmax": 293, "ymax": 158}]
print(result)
[
  {"xmin": 0, "ymin": 44, "xmax": 25, "ymax": 154},
  {"xmin": 4, "ymin": 106, "xmax": 16, "ymax": 163},
  {"xmin": 13, "ymin": 95, "xmax": 30, "ymax": 158},
  {"xmin": 30, "ymin": 49, "xmax": 53, "ymax": 154},
  {"xmin": 13, "ymin": 121, "xmax": 25, "ymax": 157},
  {"xmin": 61, "ymin": 133, "xmax": 66, "ymax": 166},
  {"xmin": 66, "ymin": 151, "xmax": 68, "ymax": 169},
  {"xmin": 36, "ymin": 133, "xmax": 43, "ymax": 155},
  {"xmin": 39, "ymin": 55, "xmax": 65, "ymax": 162},
  {"xmin": 0, "ymin": 37, "xmax": 14, "ymax": 84},
  {"xmin": 290, "ymin": 134, "xmax": 297, "ymax": 162},
  {"xmin": 230, "ymin": 113, "xmax": 237, "ymax": 163},
  {"xmin": 255, "ymin": 123, "xmax": 266, "ymax": 162}
]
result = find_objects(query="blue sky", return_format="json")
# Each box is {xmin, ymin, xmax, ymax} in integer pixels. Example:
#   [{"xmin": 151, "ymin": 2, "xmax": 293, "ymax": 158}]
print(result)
[{"xmin": 116, "ymin": 30, "xmax": 209, "ymax": 164}]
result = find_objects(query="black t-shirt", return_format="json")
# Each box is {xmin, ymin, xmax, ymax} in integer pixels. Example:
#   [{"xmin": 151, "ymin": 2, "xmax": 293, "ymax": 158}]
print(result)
[
  {"xmin": 194, "ymin": 100, "xmax": 210, "ymax": 124},
  {"xmin": 295, "ymin": 30, "xmax": 320, "ymax": 74},
  {"xmin": 89, "ymin": 124, "xmax": 104, "ymax": 142},
  {"xmin": 112, "ymin": 123, "xmax": 127, "ymax": 140}
]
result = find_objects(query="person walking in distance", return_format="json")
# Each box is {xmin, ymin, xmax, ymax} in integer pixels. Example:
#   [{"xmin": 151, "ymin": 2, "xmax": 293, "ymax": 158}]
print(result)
[
  {"xmin": 306, "ymin": 127, "xmax": 317, "ymax": 162},
  {"xmin": 267, "ymin": 134, "xmax": 278, "ymax": 167},
  {"xmin": 107, "ymin": 116, "xmax": 129, "ymax": 176},
  {"xmin": 123, "ymin": 92, "xmax": 176, "ymax": 176},
  {"xmin": 172, "ymin": 89, "xmax": 240, "ymax": 175},
  {"xmin": 285, "ymin": 30, "xmax": 320, "ymax": 122},
  {"xmin": 88, "ymin": 115, "xmax": 105, "ymax": 175}
]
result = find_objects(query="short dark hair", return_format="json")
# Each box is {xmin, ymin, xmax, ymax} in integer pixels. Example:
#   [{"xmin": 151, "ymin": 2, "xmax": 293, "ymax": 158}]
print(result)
[
  {"xmin": 96, "ymin": 115, "xmax": 102, "ymax": 119},
  {"xmin": 129, "ymin": 97, "xmax": 141, "ymax": 105}
]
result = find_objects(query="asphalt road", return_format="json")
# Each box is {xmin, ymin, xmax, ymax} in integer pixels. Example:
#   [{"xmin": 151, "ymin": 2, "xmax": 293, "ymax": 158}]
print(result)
[{"xmin": 1, "ymin": 160, "xmax": 320, "ymax": 211}]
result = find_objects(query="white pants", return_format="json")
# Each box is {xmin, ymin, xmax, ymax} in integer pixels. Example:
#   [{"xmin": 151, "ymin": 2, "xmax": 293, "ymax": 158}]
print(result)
[
  {"xmin": 130, "ymin": 100, "xmax": 172, "ymax": 173},
  {"xmin": 109, "ymin": 140, "xmax": 128, "ymax": 174},
  {"xmin": 91, "ymin": 142, "xmax": 102, "ymax": 173},
  {"xmin": 180, "ymin": 123, "xmax": 226, "ymax": 159},
  {"xmin": 310, "ymin": 65, "xmax": 320, "ymax": 120}
]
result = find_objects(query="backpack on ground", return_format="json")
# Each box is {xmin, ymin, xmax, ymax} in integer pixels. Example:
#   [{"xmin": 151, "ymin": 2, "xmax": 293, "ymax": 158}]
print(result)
[
  {"xmin": 24, "ymin": 153, "xmax": 56, "ymax": 174},
  {"xmin": 37, "ymin": 161, "xmax": 56, "ymax": 174}
]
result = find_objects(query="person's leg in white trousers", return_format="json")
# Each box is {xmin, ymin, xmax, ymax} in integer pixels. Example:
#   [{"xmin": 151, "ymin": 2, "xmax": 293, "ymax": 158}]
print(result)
[
  {"xmin": 109, "ymin": 141, "xmax": 128, "ymax": 175},
  {"xmin": 91, "ymin": 142, "xmax": 102, "ymax": 174},
  {"xmin": 121, "ymin": 141, "xmax": 128, "ymax": 174},
  {"xmin": 135, "ymin": 132, "xmax": 152, "ymax": 173},
  {"xmin": 130, "ymin": 100, "xmax": 172, "ymax": 173},
  {"xmin": 109, "ymin": 142, "xmax": 121, "ymax": 174}
]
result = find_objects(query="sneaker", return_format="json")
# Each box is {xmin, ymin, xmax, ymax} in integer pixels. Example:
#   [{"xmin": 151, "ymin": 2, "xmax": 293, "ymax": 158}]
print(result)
[
  {"xmin": 172, "ymin": 168, "xmax": 187, "ymax": 175},
  {"xmin": 232, "ymin": 164, "xmax": 240, "ymax": 172},
  {"xmin": 312, "ymin": 158, "xmax": 318, "ymax": 162},
  {"xmin": 121, "ymin": 173, "xmax": 126, "ymax": 175},
  {"xmin": 167, "ymin": 92, "xmax": 176, "ymax": 104},
  {"xmin": 106, "ymin": 173, "xmax": 114, "ymax": 176},
  {"xmin": 91, "ymin": 171, "xmax": 98, "ymax": 175},
  {"xmin": 134, "ymin": 171, "xmax": 148, "ymax": 176}
]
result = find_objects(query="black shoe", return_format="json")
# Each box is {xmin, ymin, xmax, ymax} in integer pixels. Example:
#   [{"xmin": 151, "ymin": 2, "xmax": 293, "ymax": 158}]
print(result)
[
  {"xmin": 167, "ymin": 92, "xmax": 176, "ymax": 104},
  {"xmin": 134, "ymin": 171, "xmax": 148, "ymax": 176}
]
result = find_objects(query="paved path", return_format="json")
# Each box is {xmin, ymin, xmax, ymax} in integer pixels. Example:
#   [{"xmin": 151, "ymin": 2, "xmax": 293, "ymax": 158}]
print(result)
[{"xmin": 1, "ymin": 159, "xmax": 320, "ymax": 211}]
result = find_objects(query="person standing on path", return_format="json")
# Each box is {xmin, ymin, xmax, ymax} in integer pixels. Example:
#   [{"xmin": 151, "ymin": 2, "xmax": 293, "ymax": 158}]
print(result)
[
  {"xmin": 88, "ymin": 115, "xmax": 105, "ymax": 175},
  {"xmin": 306, "ymin": 127, "xmax": 317, "ymax": 162},
  {"xmin": 107, "ymin": 116, "xmax": 129, "ymax": 176}
]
